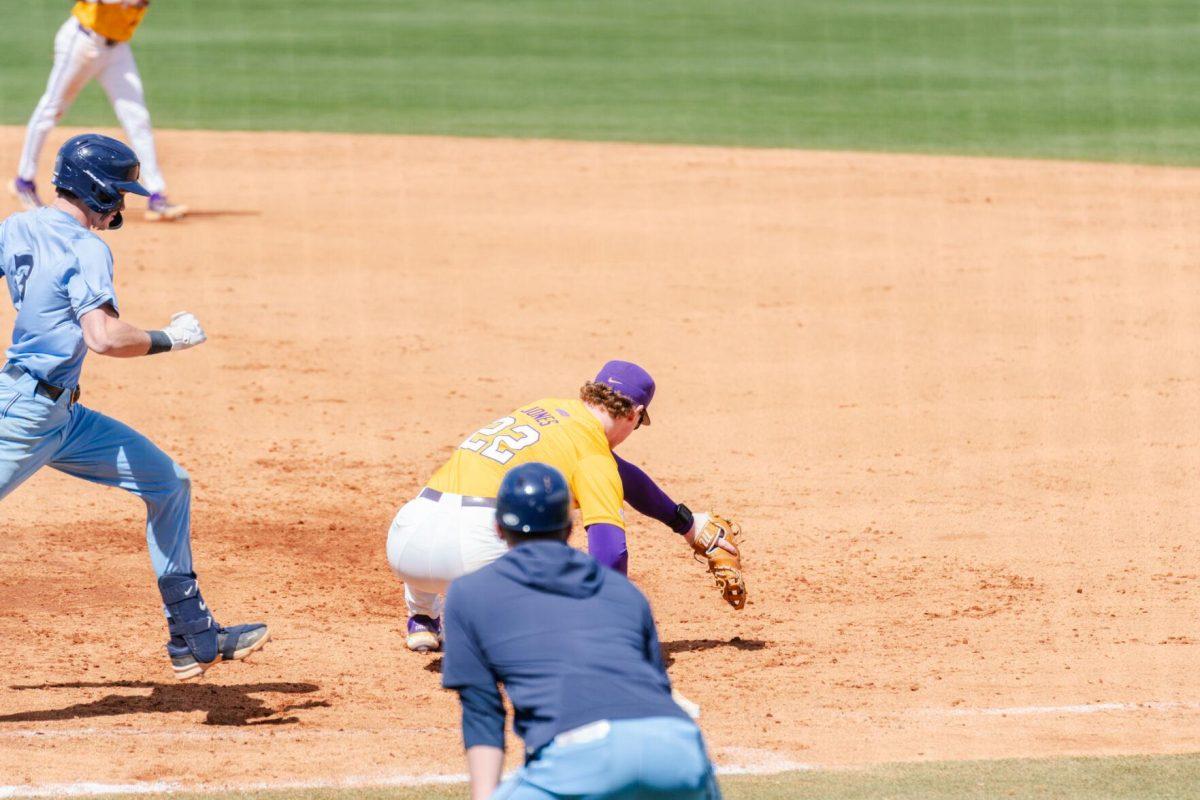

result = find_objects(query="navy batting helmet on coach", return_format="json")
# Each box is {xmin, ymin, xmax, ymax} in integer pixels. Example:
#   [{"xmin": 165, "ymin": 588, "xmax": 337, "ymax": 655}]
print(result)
[{"xmin": 496, "ymin": 463, "xmax": 572, "ymax": 535}]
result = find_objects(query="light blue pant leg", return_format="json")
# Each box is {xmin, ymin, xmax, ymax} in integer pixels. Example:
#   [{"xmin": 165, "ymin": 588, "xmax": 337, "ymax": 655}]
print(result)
[
  {"xmin": 48, "ymin": 404, "xmax": 194, "ymax": 577},
  {"xmin": 490, "ymin": 773, "xmax": 556, "ymax": 800},
  {"xmin": 493, "ymin": 718, "xmax": 720, "ymax": 800},
  {"xmin": 623, "ymin": 717, "xmax": 721, "ymax": 799},
  {"xmin": 0, "ymin": 375, "xmax": 70, "ymax": 501}
]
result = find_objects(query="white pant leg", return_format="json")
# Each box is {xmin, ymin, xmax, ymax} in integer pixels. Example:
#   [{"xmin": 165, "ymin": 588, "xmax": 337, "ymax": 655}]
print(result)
[
  {"xmin": 96, "ymin": 42, "xmax": 165, "ymax": 195},
  {"xmin": 387, "ymin": 496, "xmax": 464, "ymax": 618},
  {"xmin": 386, "ymin": 495, "xmax": 510, "ymax": 618},
  {"xmin": 402, "ymin": 582, "xmax": 443, "ymax": 620},
  {"xmin": 460, "ymin": 505, "xmax": 508, "ymax": 575},
  {"xmin": 18, "ymin": 19, "xmax": 102, "ymax": 180}
]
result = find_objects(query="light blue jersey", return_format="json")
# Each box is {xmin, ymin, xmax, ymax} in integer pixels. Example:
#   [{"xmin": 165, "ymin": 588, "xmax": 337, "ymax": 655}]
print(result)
[
  {"xmin": 0, "ymin": 207, "xmax": 119, "ymax": 388},
  {"xmin": 1, "ymin": 206, "xmax": 191, "ymax": 579}
]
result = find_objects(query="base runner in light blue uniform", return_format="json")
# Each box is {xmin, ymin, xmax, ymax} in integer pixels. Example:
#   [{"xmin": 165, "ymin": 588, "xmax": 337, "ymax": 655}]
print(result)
[{"xmin": 0, "ymin": 134, "xmax": 268, "ymax": 680}]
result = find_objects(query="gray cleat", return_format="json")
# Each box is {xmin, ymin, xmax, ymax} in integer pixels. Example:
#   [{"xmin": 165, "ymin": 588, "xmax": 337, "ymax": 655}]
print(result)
[{"xmin": 168, "ymin": 623, "xmax": 270, "ymax": 680}]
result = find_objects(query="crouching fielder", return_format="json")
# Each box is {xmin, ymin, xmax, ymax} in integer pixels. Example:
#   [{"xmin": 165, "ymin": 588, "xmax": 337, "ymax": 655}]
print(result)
[
  {"xmin": 443, "ymin": 463, "xmax": 721, "ymax": 800},
  {"xmin": 386, "ymin": 360, "xmax": 746, "ymax": 652}
]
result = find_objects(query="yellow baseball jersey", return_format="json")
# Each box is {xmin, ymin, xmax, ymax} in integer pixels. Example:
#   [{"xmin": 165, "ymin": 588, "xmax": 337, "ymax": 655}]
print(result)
[
  {"xmin": 428, "ymin": 398, "xmax": 625, "ymax": 530},
  {"xmin": 73, "ymin": 2, "xmax": 147, "ymax": 43}
]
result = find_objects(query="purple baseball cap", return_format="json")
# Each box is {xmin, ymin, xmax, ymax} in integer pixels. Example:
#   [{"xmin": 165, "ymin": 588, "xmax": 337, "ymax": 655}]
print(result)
[{"xmin": 594, "ymin": 360, "xmax": 655, "ymax": 425}]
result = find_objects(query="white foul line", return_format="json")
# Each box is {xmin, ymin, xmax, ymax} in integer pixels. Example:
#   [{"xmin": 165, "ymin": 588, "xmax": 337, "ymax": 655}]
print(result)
[
  {"xmin": 0, "ymin": 757, "xmax": 815, "ymax": 800},
  {"xmin": 0, "ymin": 774, "xmax": 467, "ymax": 800},
  {"xmin": 2, "ymin": 700, "xmax": 1199, "ymax": 797},
  {"xmin": 923, "ymin": 700, "xmax": 1200, "ymax": 717}
]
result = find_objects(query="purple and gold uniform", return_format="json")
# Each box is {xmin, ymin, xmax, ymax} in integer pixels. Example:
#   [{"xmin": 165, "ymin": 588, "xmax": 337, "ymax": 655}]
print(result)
[
  {"xmin": 13, "ymin": 0, "xmax": 185, "ymax": 216},
  {"xmin": 429, "ymin": 398, "xmax": 625, "ymax": 530},
  {"xmin": 386, "ymin": 361, "xmax": 693, "ymax": 653}
]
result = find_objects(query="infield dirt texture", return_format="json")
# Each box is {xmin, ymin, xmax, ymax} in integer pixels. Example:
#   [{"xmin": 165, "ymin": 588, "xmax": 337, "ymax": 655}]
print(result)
[{"xmin": 1, "ymin": 1, "xmax": 1199, "ymax": 797}]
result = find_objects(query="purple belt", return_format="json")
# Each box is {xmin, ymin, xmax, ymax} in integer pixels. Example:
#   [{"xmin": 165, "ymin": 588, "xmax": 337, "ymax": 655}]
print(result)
[
  {"xmin": 78, "ymin": 21, "xmax": 119, "ymax": 47},
  {"xmin": 419, "ymin": 487, "xmax": 496, "ymax": 508}
]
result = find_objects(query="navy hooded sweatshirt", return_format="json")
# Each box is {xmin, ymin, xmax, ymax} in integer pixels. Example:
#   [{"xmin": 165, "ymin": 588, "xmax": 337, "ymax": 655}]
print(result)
[{"xmin": 442, "ymin": 539, "xmax": 688, "ymax": 758}]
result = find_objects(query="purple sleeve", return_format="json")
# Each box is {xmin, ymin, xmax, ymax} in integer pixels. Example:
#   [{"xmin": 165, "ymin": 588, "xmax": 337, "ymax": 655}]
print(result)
[
  {"xmin": 614, "ymin": 455, "xmax": 678, "ymax": 528},
  {"xmin": 587, "ymin": 523, "xmax": 628, "ymax": 575}
]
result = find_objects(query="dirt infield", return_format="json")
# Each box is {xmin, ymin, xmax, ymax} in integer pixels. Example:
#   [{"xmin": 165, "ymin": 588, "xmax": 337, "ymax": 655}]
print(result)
[{"xmin": 1, "ymin": 126, "xmax": 1198, "ymax": 790}]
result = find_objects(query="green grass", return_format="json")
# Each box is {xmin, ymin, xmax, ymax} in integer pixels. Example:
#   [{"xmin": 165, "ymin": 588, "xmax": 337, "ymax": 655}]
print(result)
[
  {"xmin": 64, "ymin": 753, "xmax": 1200, "ymax": 800},
  {"xmin": 1, "ymin": 1, "xmax": 1199, "ymax": 163},
  {"xmin": 732, "ymin": 753, "xmax": 1200, "ymax": 799}
]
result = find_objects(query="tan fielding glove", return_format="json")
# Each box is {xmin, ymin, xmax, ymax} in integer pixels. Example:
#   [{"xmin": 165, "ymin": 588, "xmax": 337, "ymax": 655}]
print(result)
[{"xmin": 689, "ymin": 513, "xmax": 746, "ymax": 610}]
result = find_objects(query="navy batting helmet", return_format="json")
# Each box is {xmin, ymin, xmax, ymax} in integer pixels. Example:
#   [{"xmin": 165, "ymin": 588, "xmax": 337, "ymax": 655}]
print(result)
[
  {"xmin": 496, "ymin": 463, "xmax": 572, "ymax": 535},
  {"xmin": 52, "ymin": 134, "xmax": 149, "ymax": 229}
]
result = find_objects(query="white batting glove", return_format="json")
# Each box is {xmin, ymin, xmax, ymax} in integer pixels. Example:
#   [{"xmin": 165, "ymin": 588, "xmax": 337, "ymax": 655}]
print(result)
[{"xmin": 163, "ymin": 312, "xmax": 206, "ymax": 351}]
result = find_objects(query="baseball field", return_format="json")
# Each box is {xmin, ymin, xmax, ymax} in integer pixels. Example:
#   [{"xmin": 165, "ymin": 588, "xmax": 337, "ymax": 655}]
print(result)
[{"xmin": 1, "ymin": 2, "xmax": 1199, "ymax": 798}]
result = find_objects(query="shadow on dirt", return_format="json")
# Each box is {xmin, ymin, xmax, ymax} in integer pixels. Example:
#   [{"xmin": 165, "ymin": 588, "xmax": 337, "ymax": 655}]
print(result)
[
  {"xmin": 141, "ymin": 209, "xmax": 262, "ymax": 220},
  {"xmin": 421, "ymin": 639, "xmax": 768, "ymax": 674},
  {"xmin": 661, "ymin": 637, "xmax": 767, "ymax": 668},
  {"xmin": 1, "ymin": 681, "xmax": 328, "ymax": 726}
]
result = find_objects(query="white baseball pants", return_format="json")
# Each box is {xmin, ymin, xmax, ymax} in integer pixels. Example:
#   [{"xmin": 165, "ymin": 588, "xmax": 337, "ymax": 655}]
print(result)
[
  {"xmin": 386, "ymin": 492, "xmax": 509, "ymax": 619},
  {"xmin": 18, "ymin": 18, "xmax": 166, "ymax": 195}
]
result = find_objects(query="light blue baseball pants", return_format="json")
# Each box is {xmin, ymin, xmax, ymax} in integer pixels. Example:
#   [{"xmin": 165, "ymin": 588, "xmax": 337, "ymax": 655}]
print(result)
[
  {"xmin": 0, "ymin": 369, "xmax": 193, "ymax": 576},
  {"xmin": 492, "ymin": 717, "xmax": 722, "ymax": 800}
]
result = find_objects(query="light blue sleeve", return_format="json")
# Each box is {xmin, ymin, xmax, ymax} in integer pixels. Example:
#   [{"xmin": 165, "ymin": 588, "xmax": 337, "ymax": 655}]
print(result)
[{"xmin": 63, "ymin": 238, "xmax": 119, "ymax": 317}]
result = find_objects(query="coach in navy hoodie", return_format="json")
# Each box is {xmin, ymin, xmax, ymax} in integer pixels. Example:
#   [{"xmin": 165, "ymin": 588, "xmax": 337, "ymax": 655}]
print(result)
[{"xmin": 442, "ymin": 462, "xmax": 720, "ymax": 800}]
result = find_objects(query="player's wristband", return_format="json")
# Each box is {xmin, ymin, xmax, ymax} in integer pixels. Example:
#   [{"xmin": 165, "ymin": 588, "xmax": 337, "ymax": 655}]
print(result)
[
  {"xmin": 147, "ymin": 330, "xmax": 172, "ymax": 355},
  {"xmin": 670, "ymin": 503, "xmax": 694, "ymax": 535}
]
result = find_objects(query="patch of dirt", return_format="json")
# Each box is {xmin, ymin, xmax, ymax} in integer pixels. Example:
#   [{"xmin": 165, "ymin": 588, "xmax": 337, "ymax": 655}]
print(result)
[{"xmin": 1, "ymin": 126, "xmax": 1199, "ymax": 788}]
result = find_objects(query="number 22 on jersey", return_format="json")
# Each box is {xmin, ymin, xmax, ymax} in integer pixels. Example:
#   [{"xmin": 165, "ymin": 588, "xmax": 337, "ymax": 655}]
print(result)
[{"xmin": 459, "ymin": 417, "xmax": 540, "ymax": 464}]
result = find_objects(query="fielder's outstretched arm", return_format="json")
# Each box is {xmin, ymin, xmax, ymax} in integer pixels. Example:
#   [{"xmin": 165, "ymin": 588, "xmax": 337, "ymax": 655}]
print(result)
[
  {"xmin": 614, "ymin": 454, "xmax": 694, "ymax": 533},
  {"xmin": 614, "ymin": 455, "xmax": 738, "ymax": 557},
  {"xmin": 81, "ymin": 306, "xmax": 206, "ymax": 357}
]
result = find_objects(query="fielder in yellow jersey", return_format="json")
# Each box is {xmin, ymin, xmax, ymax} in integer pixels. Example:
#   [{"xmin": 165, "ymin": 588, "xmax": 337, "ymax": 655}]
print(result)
[
  {"xmin": 428, "ymin": 397, "xmax": 626, "ymax": 529},
  {"xmin": 10, "ymin": 1, "xmax": 187, "ymax": 221},
  {"xmin": 72, "ymin": 0, "xmax": 148, "ymax": 43},
  {"xmin": 387, "ymin": 360, "xmax": 741, "ymax": 653}
]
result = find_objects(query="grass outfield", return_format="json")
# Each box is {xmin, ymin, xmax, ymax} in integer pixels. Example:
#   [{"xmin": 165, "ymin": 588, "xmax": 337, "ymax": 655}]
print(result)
[
  {"xmin": 65, "ymin": 753, "xmax": 1200, "ymax": 800},
  {"xmin": 1, "ymin": 1, "xmax": 1198, "ymax": 164}
]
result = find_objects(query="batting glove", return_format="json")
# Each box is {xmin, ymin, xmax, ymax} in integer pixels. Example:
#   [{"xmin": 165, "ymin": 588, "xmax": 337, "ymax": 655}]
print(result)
[{"xmin": 163, "ymin": 312, "xmax": 207, "ymax": 351}]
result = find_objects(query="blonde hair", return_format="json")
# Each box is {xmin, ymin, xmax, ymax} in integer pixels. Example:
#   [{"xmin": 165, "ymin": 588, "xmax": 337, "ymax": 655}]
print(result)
[{"xmin": 579, "ymin": 381, "xmax": 636, "ymax": 419}]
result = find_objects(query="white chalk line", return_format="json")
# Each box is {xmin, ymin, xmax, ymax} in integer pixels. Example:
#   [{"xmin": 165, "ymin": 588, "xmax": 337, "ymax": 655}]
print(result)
[
  {"xmin": 0, "ymin": 754, "xmax": 813, "ymax": 800},
  {"xmin": 0, "ymin": 774, "xmax": 468, "ymax": 800},
  {"xmin": 927, "ymin": 700, "xmax": 1200, "ymax": 717},
  {"xmin": 2, "ymin": 700, "xmax": 1198, "ymax": 797}
]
